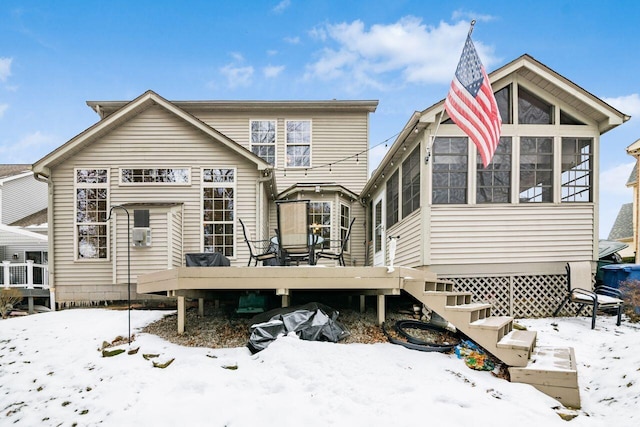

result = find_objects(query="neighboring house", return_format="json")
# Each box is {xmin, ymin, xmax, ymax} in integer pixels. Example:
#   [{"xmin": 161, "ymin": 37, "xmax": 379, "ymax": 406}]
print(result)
[
  {"xmin": 361, "ymin": 54, "xmax": 629, "ymax": 317},
  {"xmin": 31, "ymin": 91, "xmax": 377, "ymax": 306},
  {"xmin": 608, "ymin": 163, "xmax": 638, "ymax": 261},
  {"xmin": 625, "ymin": 140, "xmax": 640, "ymax": 262},
  {"xmin": 0, "ymin": 165, "xmax": 49, "ymax": 287}
]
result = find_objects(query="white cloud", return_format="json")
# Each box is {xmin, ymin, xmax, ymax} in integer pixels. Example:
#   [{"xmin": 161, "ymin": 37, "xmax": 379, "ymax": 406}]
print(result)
[
  {"xmin": 0, "ymin": 131, "xmax": 56, "ymax": 163},
  {"xmin": 0, "ymin": 57, "xmax": 12, "ymax": 82},
  {"xmin": 284, "ymin": 36, "xmax": 301, "ymax": 44},
  {"xmin": 220, "ymin": 64, "xmax": 254, "ymax": 88},
  {"xmin": 273, "ymin": 0, "xmax": 291, "ymax": 14},
  {"xmin": 263, "ymin": 65, "xmax": 285, "ymax": 78},
  {"xmin": 601, "ymin": 161, "xmax": 635, "ymax": 196},
  {"xmin": 451, "ymin": 9, "xmax": 497, "ymax": 24},
  {"xmin": 603, "ymin": 93, "xmax": 640, "ymax": 119},
  {"xmin": 304, "ymin": 17, "xmax": 499, "ymax": 92},
  {"xmin": 230, "ymin": 52, "xmax": 245, "ymax": 62},
  {"xmin": 0, "ymin": 104, "xmax": 8, "ymax": 118}
]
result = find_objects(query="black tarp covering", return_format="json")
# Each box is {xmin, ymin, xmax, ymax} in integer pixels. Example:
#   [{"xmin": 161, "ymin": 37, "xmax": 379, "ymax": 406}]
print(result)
[
  {"xmin": 247, "ymin": 302, "xmax": 350, "ymax": 353},
  {"xmin": 185, "ymin": 252, "xmax": 230, "ymax": 267}
]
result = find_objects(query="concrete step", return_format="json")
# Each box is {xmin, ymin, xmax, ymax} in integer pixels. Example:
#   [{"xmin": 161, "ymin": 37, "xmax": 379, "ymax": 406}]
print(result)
[{"xmin": 509, "ymin": 346, "xmax": 580, "ymax": 408}]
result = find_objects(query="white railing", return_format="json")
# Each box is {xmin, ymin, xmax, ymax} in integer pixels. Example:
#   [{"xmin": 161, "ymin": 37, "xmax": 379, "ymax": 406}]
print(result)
[{"xmin": 1, "ymin": 260, "xmax": 49, "ymax": 289}]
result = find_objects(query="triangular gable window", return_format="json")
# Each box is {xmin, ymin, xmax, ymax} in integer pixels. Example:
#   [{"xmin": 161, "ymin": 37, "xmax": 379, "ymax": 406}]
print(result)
[
  {"xmin": 518, "ymin": 86, "xmax": 553, "ymax": 124},
  {"xmin": 560, "ymin": 110, "xmax": 586, "ymax": 125}
]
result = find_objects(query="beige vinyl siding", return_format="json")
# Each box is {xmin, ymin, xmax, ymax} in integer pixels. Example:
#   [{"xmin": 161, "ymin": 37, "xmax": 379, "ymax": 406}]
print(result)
[
  {"xmin": 195, "ymin": 110, "xmax": 370, "ymax": 194},
  {"xmin": 50, "ymin": 106, "xmax": 263, "ymax": 303},
  {"xmin": 386, "ymin": 208, "xmax": 422, "ymax": 267},
  {"xmin": 1, "ymin": 174, "xmax": 48, "ymax": 225},
  {"xmin": 429, "ymin": 205, "xmax": 595, "ymax": 265}
]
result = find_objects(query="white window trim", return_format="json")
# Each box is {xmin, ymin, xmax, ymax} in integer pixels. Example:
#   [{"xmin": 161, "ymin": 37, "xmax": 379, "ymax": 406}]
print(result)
[
  {"xmin": 249, "ymin": 119, "xmax": 277, "ymax": 166},
  {"xmin": 118, "ymin": 167, "xmax": 191, "ymax": 186},
  {"xmin": 201, "ymin": 167, "xmax": 237, "ymax": 259},
  {"xmin": 74, "ymin": 168, "xmax": 110, "ymax": 262},
  {"xmin": 285, "ymin": 119, "xmax": 312, "ymax": 169}
]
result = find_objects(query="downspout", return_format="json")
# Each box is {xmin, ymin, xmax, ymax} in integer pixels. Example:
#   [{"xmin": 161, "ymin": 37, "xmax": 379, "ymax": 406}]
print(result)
[
  {"xmin": 256, "ymin": 169, "xmax": 274, "ymax": 240},
  {"xmin": 33, "ymin": 171, "xmax": 56, "ymax": 311}
]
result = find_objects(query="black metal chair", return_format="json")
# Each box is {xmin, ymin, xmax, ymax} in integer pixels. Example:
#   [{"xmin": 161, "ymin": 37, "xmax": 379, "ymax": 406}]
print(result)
[
  {"xmin": 554, "ymin": 261, "xmax": 624, "ymax": 329},
  {"xmin": 315, "ymin": 217, "xmax": 355, "ymax": 266},
  {"xmin": 239, "ymin": 219, "xmax": 277, "ymax": 266},
  {"xmin": 275, "ymin": 200, "xmax": 313, "ymax": 265}
]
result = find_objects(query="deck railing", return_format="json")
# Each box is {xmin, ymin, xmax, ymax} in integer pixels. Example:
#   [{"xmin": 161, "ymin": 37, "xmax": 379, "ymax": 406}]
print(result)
[{"xmin": 1, "ymin": 260, "xmax": 49, "ymax": 289}]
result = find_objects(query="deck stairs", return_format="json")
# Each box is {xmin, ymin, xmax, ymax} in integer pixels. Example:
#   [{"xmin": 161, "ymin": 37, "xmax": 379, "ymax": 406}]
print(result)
[{"xmin": 402, "ymin": 274, "xmax": 580, "ymax": 408}]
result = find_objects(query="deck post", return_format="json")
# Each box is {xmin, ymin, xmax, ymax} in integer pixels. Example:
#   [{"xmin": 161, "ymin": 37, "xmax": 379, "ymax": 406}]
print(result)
[
  {"xmin": 198, "ymin": 298, "xmax": 204, "ymax": 316},
  {"xmin": 177, "ymin": 296, "xmax": 186, "ymax": 334},
  {"xmin": 360, "ymin": 295, "xmax": 366, "ymax": 313},
  {"xmin": 377, "ymin": 294, "xmax": 385, "ymax": 325},
  {"xmin": 277, "ymin": 288, "xmax": 290, "ymax": 307}
]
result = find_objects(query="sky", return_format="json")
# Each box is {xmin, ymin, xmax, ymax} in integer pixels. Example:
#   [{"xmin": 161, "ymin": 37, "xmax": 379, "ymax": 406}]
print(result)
[
  {"xmin": 1, "ymin": 0, "xmax": 640, "ymax": 237},
  {"xmin": 1, "ymin": 308, "xmax": 638, "ymax": 425}
]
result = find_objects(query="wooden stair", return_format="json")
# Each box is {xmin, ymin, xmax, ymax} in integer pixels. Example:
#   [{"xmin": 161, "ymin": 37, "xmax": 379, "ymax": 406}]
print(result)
[{"xmin": 402, "ymin": 273, "xmax": 580, "ymax": 408}]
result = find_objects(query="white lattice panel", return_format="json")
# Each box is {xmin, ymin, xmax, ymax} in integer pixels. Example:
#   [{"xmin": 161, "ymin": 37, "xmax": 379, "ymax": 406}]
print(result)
[{"xmin": 443, "ymin": 273, "xmax": 581, "ymax": 318}]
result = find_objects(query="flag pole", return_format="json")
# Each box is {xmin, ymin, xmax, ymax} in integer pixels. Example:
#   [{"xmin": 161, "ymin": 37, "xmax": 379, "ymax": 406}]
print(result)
[{"xmin": 426, "ymin": 20, "xmax": 476, "ymax": 165}]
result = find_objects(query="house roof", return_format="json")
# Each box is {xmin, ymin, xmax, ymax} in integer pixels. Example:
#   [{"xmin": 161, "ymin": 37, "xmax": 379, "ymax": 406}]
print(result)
[
  {"xmin": 0, "ymin": 164, "xmax": 31, "ymax": 181},
  {"xmin": 362, "ymin": 54, "xmax": 630, "ymax": 197},
  {"xmin": 608, "ymin": 202, "xmax": 633, "ymax": 240},
  {"xmin": 31, "ymin": 90, "xmax": 274, "ymax": 177},
  {"xmin": 87, "ymin": 99, "xmax": 379, "ymax": 119},
  {"xmin": 627, "ymin": 163, "xmax": 637, "ymax": 187},
  {"xmin": 9, "ymin": 208, "xmax": 48, "ymax": 228},
  {"xmin": 0, "ymin": 223, "xmax": 48, "ymax": 246}
]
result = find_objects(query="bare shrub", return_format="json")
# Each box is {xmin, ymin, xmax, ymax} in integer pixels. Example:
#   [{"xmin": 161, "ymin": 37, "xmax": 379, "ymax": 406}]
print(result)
[
  {"xmin": 619, "ymin": 280, "xmax": 640, "ymax": 323},
  {"xmin": 0, "ymin": 288, "xmax": 23, "ymax": 319}
]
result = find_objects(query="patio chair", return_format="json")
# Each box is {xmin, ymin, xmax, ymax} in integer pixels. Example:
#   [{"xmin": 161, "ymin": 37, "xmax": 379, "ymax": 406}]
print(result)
[
  {"xmin": 275, "ymin": 200, "xmax": 313, "ymax": 265},
  {"xmin": 315, "ymin": 217, "xmax": 356, "ymax": 266},
  {"xmin": 553, "ymin": 261, "xmax": 623, "ymax": 329},
  {"xmin": 239, "ymin": 219, "xmax": 277, "ymax": 266}
]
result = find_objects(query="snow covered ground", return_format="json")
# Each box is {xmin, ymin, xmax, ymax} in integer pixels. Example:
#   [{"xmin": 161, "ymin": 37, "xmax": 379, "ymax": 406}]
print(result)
[{"xmin": 1, "ymin": 308, "xmax": 638, "ymax": 426}]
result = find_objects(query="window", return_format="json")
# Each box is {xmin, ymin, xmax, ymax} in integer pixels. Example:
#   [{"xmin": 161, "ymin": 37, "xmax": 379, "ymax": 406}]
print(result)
[
  {"xmin": 121, "ymin": 168, "xmax": 190, "ymax": 184},
  {"xmin": 402, "ymin": 147, "xmax": 421, "ymax": 216},
  {"xmin": 386, "ymin": 170, "xmax": 399, "ymax": 227},
  {"xmin": 202, "ymin": 168, "xmax": 235, "ymax": 257},
  {"xmin": 286, "ymin": 120, "xmax": 311, "ymax": 167},
  {"xmin": 495, "ymin": 85, "xmax": 512, "ymax": 125},
  {"xmin": 250, "ymin": 120, "xmax": 276, "ymax": 165},
  {"xmin": 518, "ymin": 87, "xmax": 553, "ymax": 124},
  {"xmin": 561, "ymin": 137, "xmax": 592, "ymax": 202},
  {"xmin": 477, "ymin": 137, "xmax": 512, "ymax": 203},
  {"xmin": 75, "ymin": 169, "xmax": 109, "ymax": 259},
  {"xmin": 519, "ymin": 137, "xmax": 553, "ymax": 202},
  {"xmin": 340, "ymin": 204, "xmax": 351, "ymax": 253},
  {"xmin": 309, "ymin": 202, "xmax": 331, "ymax": 248},
  {"xmin": 432, "ymin": 137, "xmax": 468, "ymax": 204}
]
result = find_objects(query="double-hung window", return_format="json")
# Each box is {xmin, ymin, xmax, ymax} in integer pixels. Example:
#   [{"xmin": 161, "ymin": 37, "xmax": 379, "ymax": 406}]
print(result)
[
  {"xmin": 250, "ymin": 120, "xmax": 276, "ymax": 166},
  {"xmin": 285, "ymin": 120, "xmax": 311, "ymax": 167},
  {"xmin": 202, "ymin": 168, "xmax": 236, "ymax": 257},
  {"xmin": 75, "ymin": 169, "xmax": 109, "ymax": 259}
]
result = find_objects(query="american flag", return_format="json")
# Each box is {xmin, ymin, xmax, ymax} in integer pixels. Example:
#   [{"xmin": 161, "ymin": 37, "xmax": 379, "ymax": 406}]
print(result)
[{"xmin": 444, "ymin": 34, "xmax": 502, "ymax": 168}]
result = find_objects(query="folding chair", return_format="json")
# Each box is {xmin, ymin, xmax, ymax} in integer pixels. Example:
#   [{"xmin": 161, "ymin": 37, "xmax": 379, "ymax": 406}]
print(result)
[{"xmin": 554, "ymin": 261, "xmax": 623, "ymax": 329}]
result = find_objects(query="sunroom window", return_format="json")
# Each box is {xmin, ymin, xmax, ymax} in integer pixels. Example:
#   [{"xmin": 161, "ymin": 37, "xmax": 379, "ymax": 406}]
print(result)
[
  {"xmin": 386, "ymin": 170, "xmax": 399, "ymax": 227},
  {"xmin": 432, "ymin": 137, "xmax": 468, "ymax": 204},
  {"xmin": 561, "ymin": 137, "xmax": 592, "ymax": 202},
  {"xmin": 519, "ymin": 137, "xmax": 553, "ymax": 202},
  {"xmin": 402, "ymin": 147, "xmax": 421, "ymax": 216},
  {"xmin": 309, "ymin": 202, "xmax": 331, "ymax": 248},
  {"xmin": 477, "ymin": 137, "xmax": 512, "ymax": 203}
]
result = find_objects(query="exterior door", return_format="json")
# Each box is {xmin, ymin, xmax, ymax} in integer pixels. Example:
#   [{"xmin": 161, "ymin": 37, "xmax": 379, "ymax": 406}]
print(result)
[{"xmin": 373, "ymin": 194, "xmax": 385, "ymax": 266}]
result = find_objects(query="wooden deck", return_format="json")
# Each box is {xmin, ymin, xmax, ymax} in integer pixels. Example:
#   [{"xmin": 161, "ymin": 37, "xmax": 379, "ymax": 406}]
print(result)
[{"xmin": 137, "ymin": 266, "xmax": 436, "ymax": 333}]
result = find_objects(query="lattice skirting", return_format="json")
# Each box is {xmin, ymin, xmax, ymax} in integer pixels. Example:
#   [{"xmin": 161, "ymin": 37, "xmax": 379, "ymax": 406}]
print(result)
[{"xmin": 441, "ymin": 273, "xmax": 592, "ymax": 319}]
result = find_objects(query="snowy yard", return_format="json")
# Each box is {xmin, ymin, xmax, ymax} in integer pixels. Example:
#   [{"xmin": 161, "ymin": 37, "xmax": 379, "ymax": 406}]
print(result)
[{"xmin": 1, "ymin": 308, "xmax": 638, "ymax": 426}]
